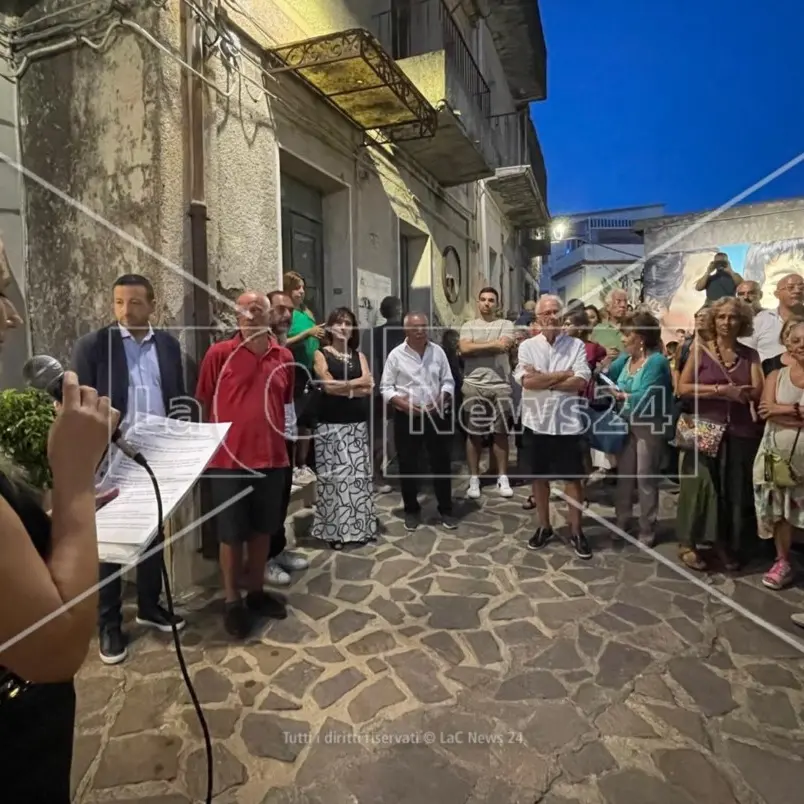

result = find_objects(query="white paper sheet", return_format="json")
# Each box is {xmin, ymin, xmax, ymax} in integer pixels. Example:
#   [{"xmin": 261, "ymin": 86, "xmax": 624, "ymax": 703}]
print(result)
[{"xmin": 95, "ymin": 415, "xmax": 230, "ymax": 564}]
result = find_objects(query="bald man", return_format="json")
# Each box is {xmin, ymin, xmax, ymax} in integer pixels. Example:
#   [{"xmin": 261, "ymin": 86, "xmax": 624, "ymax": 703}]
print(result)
[
  {"xmin": 196, "ymin": 290, "xmax": 293, "ymax": 638},
  {"xmin": 741, "ymin": 272, "xmax": 804, "ymax": 368},
  {"xmin": 71, "ymin": 273, "xmax": 188, "ymax": 665}
]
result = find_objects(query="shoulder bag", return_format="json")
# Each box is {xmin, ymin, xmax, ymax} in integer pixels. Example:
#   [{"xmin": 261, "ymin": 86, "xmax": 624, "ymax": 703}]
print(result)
[
  {"xmin": 671, "ymin": 343, "xmax": 741, "ymax": 458},
  {"xmin": 763, "ymin": 370, "xmax": 802, "ymax": 488}
]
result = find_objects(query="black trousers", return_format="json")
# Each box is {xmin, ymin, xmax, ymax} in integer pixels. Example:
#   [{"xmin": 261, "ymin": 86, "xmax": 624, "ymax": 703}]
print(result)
[
  {"xmin": 98, "ymin": 538, "xmax": 163, "ymax": 631},
  {"xmin": 269, "ymin": 443, "xmax": 294, "ymax": 560},
  {"xmin": 393, "ymin": 410, "xmax": 453, "ymax": 515}
]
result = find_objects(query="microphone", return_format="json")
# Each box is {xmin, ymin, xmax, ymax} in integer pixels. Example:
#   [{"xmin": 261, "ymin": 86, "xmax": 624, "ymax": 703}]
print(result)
[{"xmin": 22, "ymin": 354, "xmax": 146, "ymax": 465}]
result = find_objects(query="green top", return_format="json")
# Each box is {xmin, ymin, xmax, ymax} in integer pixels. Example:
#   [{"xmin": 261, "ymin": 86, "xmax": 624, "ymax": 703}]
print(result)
[
  {"xmin": 591, "ymin": 321, "xmax": 625, "ymax": 353},
  {"xmin": 288, "ymin": 307, "xmax": 319, "ymax": 368},
  {"xmin": 608, "ymin": 351, "xmax": 674, "ymax": 434}
]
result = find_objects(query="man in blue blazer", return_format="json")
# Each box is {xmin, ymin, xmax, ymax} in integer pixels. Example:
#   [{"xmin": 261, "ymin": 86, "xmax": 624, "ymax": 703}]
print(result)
[{"xmin": 71, "ymin": 274, "xmax": 188, "ymax": 664}]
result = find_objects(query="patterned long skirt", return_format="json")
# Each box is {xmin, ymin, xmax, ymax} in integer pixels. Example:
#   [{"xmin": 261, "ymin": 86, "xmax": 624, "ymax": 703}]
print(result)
[{"xmin": 311, "ymin": 421, "xmax": 378, "ymax": 546}]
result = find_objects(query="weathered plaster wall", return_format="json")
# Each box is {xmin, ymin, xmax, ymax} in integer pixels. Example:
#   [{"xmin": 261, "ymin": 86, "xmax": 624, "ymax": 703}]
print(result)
[
  {"xmin": 0, "ymin": 68, "xmax": 28, "ymax": 389},
  {"xmin": 17, "ymin": 2, "xmax": 187, "ymax": 364}
]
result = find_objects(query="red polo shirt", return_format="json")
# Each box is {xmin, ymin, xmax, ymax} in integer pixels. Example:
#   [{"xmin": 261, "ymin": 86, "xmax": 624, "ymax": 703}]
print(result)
[{"xmin": 196, "ymin": 334, "xmax": 294, "ymax": 470}]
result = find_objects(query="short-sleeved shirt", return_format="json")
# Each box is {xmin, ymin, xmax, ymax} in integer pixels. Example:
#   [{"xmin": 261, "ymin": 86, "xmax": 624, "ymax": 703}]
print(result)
[
  {"xmin": 590, "ymin": 321, "xmax": 625, "ymax": 353},
  {"xmin": 704, "ymin": 270, "xmax": 737, "ymax": 303},
  {"xmin": 288, "ymin": 308, "xmax": 319, "ymax": 369},
  {"xmin": 196, "ymin": 334, "xmax": 294, "ymax": 469},
  {"xmin": 460, "ymin": 317, "xmax": 515, "ymax": 388}
]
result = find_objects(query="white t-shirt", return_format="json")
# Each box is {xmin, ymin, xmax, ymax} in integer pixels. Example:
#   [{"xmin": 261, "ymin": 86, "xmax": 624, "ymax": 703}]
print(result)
[
  {"xmin": 460, "ymin": 317, "xmax": 514, "ymax": 388},
  {"xmin": 514, "ymin": 333, "xmax": 591, "ymax": 436}
]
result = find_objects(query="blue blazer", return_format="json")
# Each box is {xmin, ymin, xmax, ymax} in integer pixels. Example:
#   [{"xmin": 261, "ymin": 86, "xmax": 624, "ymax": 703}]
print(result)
[{"xmin": 70, "ymin": 324, "xmax": 187, "ymax": 421}]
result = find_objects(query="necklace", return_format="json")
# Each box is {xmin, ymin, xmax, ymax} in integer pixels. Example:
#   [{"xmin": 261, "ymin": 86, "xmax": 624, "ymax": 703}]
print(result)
[
  {"xmin": 325, "ymin": 346, "xmax": 351, "ymax": 363},
  {"xmin": 713, "ymin": 339, "xmax": 737, "ymax": 370}
]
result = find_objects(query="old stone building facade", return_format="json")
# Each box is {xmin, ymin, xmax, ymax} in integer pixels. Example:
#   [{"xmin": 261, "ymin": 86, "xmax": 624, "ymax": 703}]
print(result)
[{"xmin": 0, "ymin": 0, "xmax": 549, "ymax": 584}]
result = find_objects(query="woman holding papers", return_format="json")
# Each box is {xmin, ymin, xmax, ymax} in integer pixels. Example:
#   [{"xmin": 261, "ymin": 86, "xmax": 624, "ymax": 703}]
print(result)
[
  {"xmin": 0, "ymin": 325, "xmax": 119, "ymax": 804},
  {"xmin": 605, "ymin": 311, "xmax": 673, "ymax": 546}
]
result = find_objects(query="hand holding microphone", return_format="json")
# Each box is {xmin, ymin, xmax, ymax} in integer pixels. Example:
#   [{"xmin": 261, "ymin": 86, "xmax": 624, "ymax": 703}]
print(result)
[
  {"xmin": 47, "ymin": 371, "xmax": 120, "ymax": 485},
  {"xmin": 24, "ymin": 355, "xmax": 144, "ymax": 464}
]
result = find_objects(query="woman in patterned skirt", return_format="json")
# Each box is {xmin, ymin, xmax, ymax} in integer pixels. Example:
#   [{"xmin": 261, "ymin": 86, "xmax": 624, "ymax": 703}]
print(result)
[{"xmin": 310, "ymin": 307, "xmax": 378, "ymax": 548}]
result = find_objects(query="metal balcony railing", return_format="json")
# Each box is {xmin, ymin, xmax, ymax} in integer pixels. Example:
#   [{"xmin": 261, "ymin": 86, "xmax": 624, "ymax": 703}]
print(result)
[
  {"xmin": 489, "ymin": 109, "xmax": 547, "ymax": 204},
  {"xmin": 370, "ymin": 0, "xmax": 491, "ymax": 120}
]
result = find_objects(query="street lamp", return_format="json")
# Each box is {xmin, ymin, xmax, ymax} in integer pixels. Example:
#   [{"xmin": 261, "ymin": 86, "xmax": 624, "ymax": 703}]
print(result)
[
  {"xmin": 547, "ymin": 218, "xmax": 645, "ymax": 301},
  {"xmin": 550, "ymin": 219, "xmax": 569, "ymax": 242}
]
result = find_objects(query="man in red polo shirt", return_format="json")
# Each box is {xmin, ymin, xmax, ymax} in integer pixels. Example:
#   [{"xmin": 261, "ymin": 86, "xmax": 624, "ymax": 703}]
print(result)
[{"xmin": 196, "ymin": 291, "xmax": 294, "ymax": 638}]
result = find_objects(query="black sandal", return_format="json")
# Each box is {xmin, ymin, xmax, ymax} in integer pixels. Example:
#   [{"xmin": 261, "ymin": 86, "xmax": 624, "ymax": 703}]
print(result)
[{"xmin": 522, "ymin": 495, "xmax": 536, "ymax": 510}]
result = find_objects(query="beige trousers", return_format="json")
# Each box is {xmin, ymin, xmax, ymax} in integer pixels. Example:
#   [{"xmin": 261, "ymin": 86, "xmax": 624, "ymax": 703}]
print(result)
[{"xmin": 615, "ymin": 424, "xmax": 665, "ymax": 536}]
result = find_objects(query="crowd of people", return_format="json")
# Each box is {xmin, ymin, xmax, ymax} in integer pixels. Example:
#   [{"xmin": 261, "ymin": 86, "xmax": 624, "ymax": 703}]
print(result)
[
  {"xmin": 192, "ymin": 263, "xmax": 804, "ymax": 642},
  {"xmin": 11, "ymin": 261, "xmax": 804, "ymax": 653}
]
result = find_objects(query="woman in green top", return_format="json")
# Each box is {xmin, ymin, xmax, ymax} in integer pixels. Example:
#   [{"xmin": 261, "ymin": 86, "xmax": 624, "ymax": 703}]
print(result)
[
  {"xmin": 283, "ymin": 271, "xmax": 324, "ymax": 480},
  {"xmin": 606, "ymin": 311, "xmax": 674, "ymax": 546}
]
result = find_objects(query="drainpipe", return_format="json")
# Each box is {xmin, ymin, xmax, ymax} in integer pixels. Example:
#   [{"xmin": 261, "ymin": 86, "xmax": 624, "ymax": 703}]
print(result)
[
  {"xmin": 181, "ymin": 1, "xmax": 215, "ymax": 562},
  {"xmin": 182, "ymin": 1, "xmax": 210, "ymax": 371}
]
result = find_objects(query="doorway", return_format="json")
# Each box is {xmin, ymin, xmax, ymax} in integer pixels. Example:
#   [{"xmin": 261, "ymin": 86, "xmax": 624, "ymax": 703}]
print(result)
[{"xmin": 281, "ymin": 174, "xmax": 325, "ymax": 319}]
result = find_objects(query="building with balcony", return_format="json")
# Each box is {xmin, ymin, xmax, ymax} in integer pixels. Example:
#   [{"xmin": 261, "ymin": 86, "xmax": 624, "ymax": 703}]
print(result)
[
  {"xmin": 0, "ymin": 0, "xmax": 549, "ymax": 584},
  {"xmin": 540, "ymin": 204, "xmax": 666, "ymax": 310}
]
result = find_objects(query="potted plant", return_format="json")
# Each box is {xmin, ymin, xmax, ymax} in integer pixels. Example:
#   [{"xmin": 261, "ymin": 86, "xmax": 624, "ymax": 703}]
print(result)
[{"xmin": 0, "ymin": 387, "xmax": 55, "ymax": 497}]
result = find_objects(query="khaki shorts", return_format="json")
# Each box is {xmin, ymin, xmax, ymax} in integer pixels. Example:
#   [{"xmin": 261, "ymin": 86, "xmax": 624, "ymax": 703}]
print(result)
[{"xmin": 461, "ymin": 382, "xmax": 514, "ymax": 436}]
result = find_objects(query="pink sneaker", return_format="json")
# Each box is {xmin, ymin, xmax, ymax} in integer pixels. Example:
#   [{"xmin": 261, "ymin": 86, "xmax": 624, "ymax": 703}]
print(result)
[{"xmin": 762, "ymin": 558, "xmax": 793, "ymax": 591}]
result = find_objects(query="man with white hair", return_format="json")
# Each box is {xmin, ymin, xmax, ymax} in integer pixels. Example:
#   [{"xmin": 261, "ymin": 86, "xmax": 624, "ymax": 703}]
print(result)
[
  {"xmin": 591, "ymin": 288, "xmax": 628, "ymax": 359},
  {"xmin": 515, "ymin": 295, "xmax": 592, "ymax": 559},
  {"xmin": 380, "ymin": 312, "xmax": 457, "ymax": 531}
]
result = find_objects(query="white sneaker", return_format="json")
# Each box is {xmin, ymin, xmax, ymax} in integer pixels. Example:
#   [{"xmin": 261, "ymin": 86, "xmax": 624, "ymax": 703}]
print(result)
[
  {"xmin": 497, "ymin": 475, "xmax": 513, "ymax": 497},
  {"xmin": 274, "ymin": 550, "xmax": 310, "ymax": 572},
  {"xmin": 377, "ymin": 484, "xmax": 393, "ymax": 494},
  {"xmin": 293, "ymin": 466, "xmax": 316, "ymax": 485},
  {"xmin": 265, "ymin": 561, "xmax": 291, "ymax": 586},
  {"xmin": 466, "ymin": 476, "xmax": 481, "ymax": 499}
]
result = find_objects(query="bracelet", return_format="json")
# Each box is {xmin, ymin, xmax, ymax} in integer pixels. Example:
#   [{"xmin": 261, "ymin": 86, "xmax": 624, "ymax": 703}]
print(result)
[
  {"xmin": 795, "ymin": 402, "xmax": 801, "ymax": 419},
  {"xmin": 714, "ymin": 384, "xmax": 719, "ymax": 395}
]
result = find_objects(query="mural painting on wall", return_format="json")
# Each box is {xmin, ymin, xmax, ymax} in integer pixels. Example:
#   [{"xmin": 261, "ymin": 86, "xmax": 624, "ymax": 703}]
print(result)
[{"xmin": 642, "ymin": 238, "xmax": 804, "ymax": 336}]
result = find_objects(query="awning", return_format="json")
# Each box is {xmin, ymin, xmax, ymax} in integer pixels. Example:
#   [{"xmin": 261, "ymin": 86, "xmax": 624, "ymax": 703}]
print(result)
[{"xmin": 266, "ymin": 29, "xmax": 437, "ymax": 142}]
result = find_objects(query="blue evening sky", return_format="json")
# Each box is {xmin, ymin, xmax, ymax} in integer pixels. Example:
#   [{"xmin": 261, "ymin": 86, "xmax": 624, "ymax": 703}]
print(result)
[{"xmin": 531, "ymin": 1, "xmax": 804, "ymax": 216}]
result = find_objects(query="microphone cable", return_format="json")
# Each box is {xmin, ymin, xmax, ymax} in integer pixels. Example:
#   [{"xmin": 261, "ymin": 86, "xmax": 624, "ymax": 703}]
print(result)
[{"xmin": 136, "ymin": 454, "xmax": 213, "ymax": 804}]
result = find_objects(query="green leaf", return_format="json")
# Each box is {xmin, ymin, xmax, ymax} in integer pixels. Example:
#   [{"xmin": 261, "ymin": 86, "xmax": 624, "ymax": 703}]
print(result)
[{"xmin": 0, "ymin": 388, "xmax": 56, "ymax": 489}]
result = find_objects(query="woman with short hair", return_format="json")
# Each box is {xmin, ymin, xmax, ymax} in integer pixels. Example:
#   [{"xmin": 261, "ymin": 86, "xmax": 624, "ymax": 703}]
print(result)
[{"xmin": 607, "ymin": 311, "xmax": 673, "ymax": 546}]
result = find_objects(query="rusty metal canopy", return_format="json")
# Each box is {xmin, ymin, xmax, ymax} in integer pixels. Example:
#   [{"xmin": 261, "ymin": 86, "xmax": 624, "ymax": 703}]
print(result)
[{"xmin": 266, "ymin": 29, "xmax": 437, "ymax": 142}]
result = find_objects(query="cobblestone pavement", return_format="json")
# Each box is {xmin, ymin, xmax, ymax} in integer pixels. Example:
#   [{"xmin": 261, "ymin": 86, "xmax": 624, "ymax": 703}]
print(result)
[{"xmin": 73, "ymin": 483, "xmax": 804, "ymax": 804}]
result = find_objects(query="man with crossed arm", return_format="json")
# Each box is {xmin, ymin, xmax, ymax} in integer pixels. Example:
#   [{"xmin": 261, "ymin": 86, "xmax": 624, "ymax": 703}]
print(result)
[{"xmin": 515, "ymin": 295, "xmax": 592, "ymax": 559}]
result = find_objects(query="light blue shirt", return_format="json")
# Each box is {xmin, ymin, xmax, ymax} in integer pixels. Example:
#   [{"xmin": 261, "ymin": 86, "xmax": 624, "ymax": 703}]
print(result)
[{"xmin": 120, "ymin": 324, "xmax": 165, "ymax": 428}]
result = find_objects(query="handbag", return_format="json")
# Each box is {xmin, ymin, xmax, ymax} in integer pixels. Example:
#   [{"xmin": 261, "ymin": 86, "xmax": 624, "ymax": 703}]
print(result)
[
  {"xmin": 587, "ymin": 404, "xmax": 629, "ymax": 454},
  {"xmin": 764, "ymin": 430, "xmax": 801, "ymax": 488},
  {"xmin": 671, "ymin": 342, "xmax": 747, "ymax": 458},
  {"xmin": 296, "ymin": 377, "xmax": 321, "ymax": 423},
  {"xmin": 672, "ymin": 412, "xmax": 727, "ymax": 457},
  {"xmin": 762, "ymin": 371, "xmax": 802, "ymax": 488}
]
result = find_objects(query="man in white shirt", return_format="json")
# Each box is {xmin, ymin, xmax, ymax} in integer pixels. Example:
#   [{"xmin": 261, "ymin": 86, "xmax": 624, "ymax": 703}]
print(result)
[
  {"xmin": 740, "ymin": 272, "xmax": 804, "ymax": 369},
  {"xmin": 515, "ymin": 295, "xmax": 592, "ymax": 559},
  {"xmin": 459, "ymin": 287, "xmax": 516, "ymax": 500},
  {"xmin": 380, "ymin": 312, "xmax": 457, "ymax": 531}
]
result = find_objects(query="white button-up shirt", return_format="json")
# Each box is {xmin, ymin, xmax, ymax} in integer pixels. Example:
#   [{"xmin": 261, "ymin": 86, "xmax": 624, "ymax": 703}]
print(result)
[
  {"xmin": 514, "ymin": 333, "xmax": 591, "ymax": 435},
  {"xmin": 380, "ymin": 340, "xmax": 455, "ymax": 408},
  {"xmin": 739, "ymin": 308, "xmax": 783, "ymax": 363}
]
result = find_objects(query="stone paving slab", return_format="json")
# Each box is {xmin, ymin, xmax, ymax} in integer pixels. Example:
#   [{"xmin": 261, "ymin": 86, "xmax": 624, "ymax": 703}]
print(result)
[{"xmin": 73, "ymin": 484, "xmax": 804, "ymax": 803}]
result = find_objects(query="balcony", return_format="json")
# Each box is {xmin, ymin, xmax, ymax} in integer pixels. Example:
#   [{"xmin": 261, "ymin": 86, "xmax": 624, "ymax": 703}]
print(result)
[
  {"xmin": 486, "ymin": 110, "xmax": 549, "ymax": 227},
  {"xmin": 370, "ymin": 0, "xmax": 497, "ymax": 186}
]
